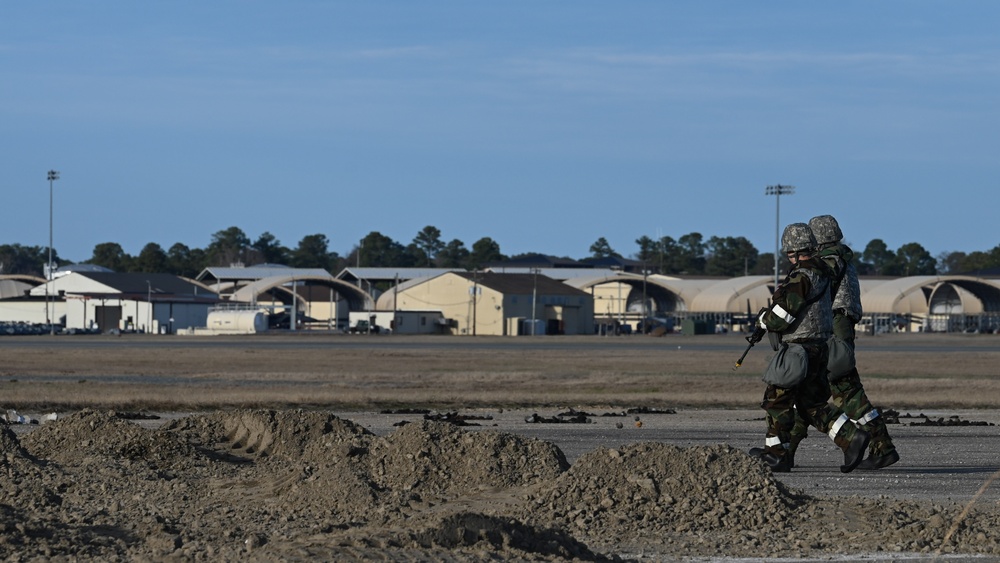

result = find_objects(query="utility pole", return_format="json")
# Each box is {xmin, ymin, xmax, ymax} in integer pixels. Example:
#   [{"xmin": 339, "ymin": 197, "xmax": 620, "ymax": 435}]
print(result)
[
  {"xmin": 47, "ymin": 170, "xmax": 59, "ymax": 335},
  {"xmin": 765, "ymin": 184, "xmax": 795, "ymax": 289}
]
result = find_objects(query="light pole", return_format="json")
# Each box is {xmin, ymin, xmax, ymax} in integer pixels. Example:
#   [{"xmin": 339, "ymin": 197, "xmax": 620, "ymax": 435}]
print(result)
[
  {"xmin": 47, "ymin": 170, "xmax": 59, "ymax": 335},
  {"xmin": 610, "ymin": 266, "xmax": 623, "ymax": 331},
  {"xmin": 471, "ymin": 271, "xmax": 479, "ymax": 336},
  {"xmin": 618, "ymin": 279, "xmax": 623, "ymax": 326},
  {"xmin": 765, "ymin": 184, "xmax": 795, "ymax": 289},
  {"xmin": 531, "ymin": 268, "xmax": 538, "ymax": 335},
  {"xmin": 642, "ymin": 266, "xmax": 648, "ymax": 329},
  {"xmin": 290, "ymin": 277, "xmax": 297, "ymax": 332}
]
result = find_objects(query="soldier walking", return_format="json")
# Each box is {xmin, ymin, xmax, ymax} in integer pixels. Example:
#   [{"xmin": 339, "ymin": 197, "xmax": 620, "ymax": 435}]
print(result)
[
  {"xmin": 750, "ymin": 223, "xmax": 870, "ymax": 473},
  {"xmin": 799, "ymin": 214, "xmax": 900, "ymax": 469}
]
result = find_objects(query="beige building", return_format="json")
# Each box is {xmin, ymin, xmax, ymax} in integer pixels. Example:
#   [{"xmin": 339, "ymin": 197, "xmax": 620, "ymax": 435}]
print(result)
[
  {"xmin": 565, "ymin": 272, "xmax": 1000, "ymax": 334},
  {"xmin": 4, "ymin": 265, "xmax": 999, "ymax": 335},
  {"xmin": 21, "ymin": 271, "xmax": 219, "ymax": 333},
  {"xmin": 377, "ymin": 271, "xmax": 594, "ymax": 336}
]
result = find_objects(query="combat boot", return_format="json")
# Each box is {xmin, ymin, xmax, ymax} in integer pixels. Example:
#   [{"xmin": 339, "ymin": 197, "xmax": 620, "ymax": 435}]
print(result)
[
  {"xmin": 839, "ymin": 430, "xmax": 871, "ymax": 473},
  {"xmin": 748, "ymin": 447, "xmax": 794, "ymax": 468},
  {"xmin": 856, "ymin": 410, "xmax": 899, "ymax": 470},
  {"xmin": 857, "ymin": 449, "xmax": 899, "ymax": 470},
  {"xmin": 760, "ymin": 451, "xmax": 792, "ymax": 473}
]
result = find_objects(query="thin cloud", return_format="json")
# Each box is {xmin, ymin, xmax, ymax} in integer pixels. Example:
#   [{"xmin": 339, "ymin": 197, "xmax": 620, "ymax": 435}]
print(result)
[{"xmin": 581, "ymin": 48, "xmax": 1000, "ymax": 77}]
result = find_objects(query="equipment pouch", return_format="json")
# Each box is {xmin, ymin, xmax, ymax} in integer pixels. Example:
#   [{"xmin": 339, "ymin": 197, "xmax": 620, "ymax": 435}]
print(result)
[
  {"xmin": 762, "ymin": 343, "xmax": 808, "ymax": 388},
  {"xmin": 826, "ymin": 336, "xmax": 856, "ymax": 382},
  {"xmin": 767, "ymin": 331, "xmax": 782, "ymax": 352}
]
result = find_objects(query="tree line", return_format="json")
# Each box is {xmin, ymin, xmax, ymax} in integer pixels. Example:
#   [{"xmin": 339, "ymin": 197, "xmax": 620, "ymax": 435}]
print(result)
[{"xmin": 2, "ymin": 225, "xmax": 999, "ymax": 279}]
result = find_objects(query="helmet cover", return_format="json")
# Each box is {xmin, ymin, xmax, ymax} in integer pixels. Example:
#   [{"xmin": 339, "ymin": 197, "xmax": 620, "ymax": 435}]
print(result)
[
  {"xmin": 781, "ymin": 223, "xmax": 817, "ymax": 254},
  {"xmin": 808, "ymin": 215, "xmax": 843, "ymax": 245}
]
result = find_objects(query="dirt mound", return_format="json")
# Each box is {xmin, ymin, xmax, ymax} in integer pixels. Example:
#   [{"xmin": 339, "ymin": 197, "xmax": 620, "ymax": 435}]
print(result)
[
  {"xmin": 311, "ymin": 511, "xmax": 607, "ymax": 562},
  {"xmin": 163, "ymin": 408, "xmax": 374, "ymax": 461},
  {"xmin": 3, "ymin": 409, "xmax": 1000, "ymax": 560},
  {"xmin": 0, "ymin": 423, "xmax": 63, "ymax": 536},
  {"xmin": 516, "ymin": 441, "xmax": 1000, "ymax": 558},
  {"xmin": 163, "ymin": 411, "xmax": 579, "ymax": 554},
  {"xmin": 23, "ymin": 409, "xmax": 200, "ymax": 468},
  {"xmin": 524, "ymin": 442, "xmax": 794, "ymax": 525},
  {"xmin": 0, "ymin": 424, "xmax": 36, "ymax": 478},
  {"xmin": 369, "ymin": 420, "xmax": 569, "ymax": 498},
  {"xmin": 517, "ymin": 442, "xmax": 800, "ymax": 554}
]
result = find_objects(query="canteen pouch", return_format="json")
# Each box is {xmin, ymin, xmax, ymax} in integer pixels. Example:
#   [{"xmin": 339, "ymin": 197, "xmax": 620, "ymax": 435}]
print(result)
[
  {"xmin": 762, "ymin": 343, "xmax": 809, "ymax": 387},
  {"xmin": 826, "ymin": 336, "xmax": 856, "ymax": 382}
]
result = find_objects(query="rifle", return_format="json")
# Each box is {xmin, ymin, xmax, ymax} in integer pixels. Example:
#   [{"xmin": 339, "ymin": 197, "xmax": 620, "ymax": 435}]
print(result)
[{"xmin": 734, "ymin": 309, "xmax": 768, "ymax": 370}]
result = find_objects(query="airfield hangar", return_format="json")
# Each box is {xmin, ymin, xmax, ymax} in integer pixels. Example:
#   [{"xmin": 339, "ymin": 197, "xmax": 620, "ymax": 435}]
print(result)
[{"xmin": 3, "ymin": 261, "xmax": 1000, "ymax": 335}]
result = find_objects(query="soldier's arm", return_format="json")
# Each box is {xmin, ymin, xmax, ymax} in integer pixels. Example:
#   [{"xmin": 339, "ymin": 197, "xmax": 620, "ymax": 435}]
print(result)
[{"xmin": 758, "ymin": 271, "xmax": 813, "ymax": 332}]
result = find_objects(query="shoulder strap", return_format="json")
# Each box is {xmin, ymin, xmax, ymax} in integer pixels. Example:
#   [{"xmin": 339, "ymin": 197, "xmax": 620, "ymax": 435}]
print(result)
[{"xmin": 830, "ymin": 257, "xmax": 848, "ymax": 296}]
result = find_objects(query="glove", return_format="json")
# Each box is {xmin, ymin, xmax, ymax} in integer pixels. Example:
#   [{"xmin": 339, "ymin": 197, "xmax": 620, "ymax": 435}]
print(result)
[
  {"xmin": 756, "ymin": 307, "xmax": 770, "ymax": 327},
  {"xmin": 746, "ymin": 325, "xmax": 766, "ymax": 345}
]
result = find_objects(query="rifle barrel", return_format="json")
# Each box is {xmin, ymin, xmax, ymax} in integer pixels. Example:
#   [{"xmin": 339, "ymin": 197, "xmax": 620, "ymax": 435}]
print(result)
[{"xmin": 733, "ymin": 341, "xmax": 755, "ymax": 370}]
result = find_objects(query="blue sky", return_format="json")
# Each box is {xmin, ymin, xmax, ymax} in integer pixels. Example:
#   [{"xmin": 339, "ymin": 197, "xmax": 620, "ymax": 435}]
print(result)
[{"xmin": 3, "ymin": 2, "xmax": 998, "ymax": 264}]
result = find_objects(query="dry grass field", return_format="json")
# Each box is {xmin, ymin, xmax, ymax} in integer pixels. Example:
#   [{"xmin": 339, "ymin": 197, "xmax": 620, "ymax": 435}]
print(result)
[{"xmin": 3, "ymin": 331, "xmax": 999, "ymax": 412}]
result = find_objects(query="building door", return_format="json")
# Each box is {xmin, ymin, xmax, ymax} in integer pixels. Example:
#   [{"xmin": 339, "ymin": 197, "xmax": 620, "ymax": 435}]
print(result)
[{"xmin": 95, "ymin": 306, "xmax": 122, "ymax": 333}]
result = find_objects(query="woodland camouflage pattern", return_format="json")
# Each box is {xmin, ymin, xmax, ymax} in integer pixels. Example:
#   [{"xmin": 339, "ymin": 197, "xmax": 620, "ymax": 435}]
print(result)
[
  {"xmin": 790, "ymin": 215, "xmax": 897, "ymax": 464},
  {"xmin": 760, "ymin": 261, "xmax": 833, "ymax": 344}
]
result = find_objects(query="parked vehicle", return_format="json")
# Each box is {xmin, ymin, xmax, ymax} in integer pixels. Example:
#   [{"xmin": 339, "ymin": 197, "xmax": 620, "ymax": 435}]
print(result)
[{"xmin": 349, "ymin": 319, "xmax": 380, "ymax": 334}]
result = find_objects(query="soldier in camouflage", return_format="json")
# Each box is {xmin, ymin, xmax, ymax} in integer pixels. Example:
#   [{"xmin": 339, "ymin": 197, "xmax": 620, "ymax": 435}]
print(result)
[
  {"xmin": 751, "ymin": 223, "xmax": 870, "ymax": 473},
  {"xmin": 791, "ymin": 215, "xmax": 900, "ymax": 470}
]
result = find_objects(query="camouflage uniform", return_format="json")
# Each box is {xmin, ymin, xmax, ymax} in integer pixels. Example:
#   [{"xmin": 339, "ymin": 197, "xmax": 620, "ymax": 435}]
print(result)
[
  {"xmin": 787, "ymin": 215, "xmax": 899, "ymax": 470},
  {"xmin": 754, "ymin": 223, "xmax": 870, "ymax": 473}
]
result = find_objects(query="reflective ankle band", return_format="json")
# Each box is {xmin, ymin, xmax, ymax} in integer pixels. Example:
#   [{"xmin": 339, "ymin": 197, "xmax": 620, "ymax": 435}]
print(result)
[
  {"xmin": 765, "ymin": 436, "xmax": 783, "ymax": 447},
  {"xmin": 828, "ymin": 413, "xmax": 850, "ymax": 440},
  {"xmin": 858, "ymin": 409, "xmax": 880, "ymax": 425}
]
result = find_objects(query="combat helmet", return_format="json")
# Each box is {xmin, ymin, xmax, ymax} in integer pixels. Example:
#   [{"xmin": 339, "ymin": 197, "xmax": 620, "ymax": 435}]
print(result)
[
  {"xmin": 781, "ymin": 223, "xmax": 817, "ymax": 254},
  {"xmin": 808, "ymin": 215, "xmax": 843, "ymax": 245}
]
